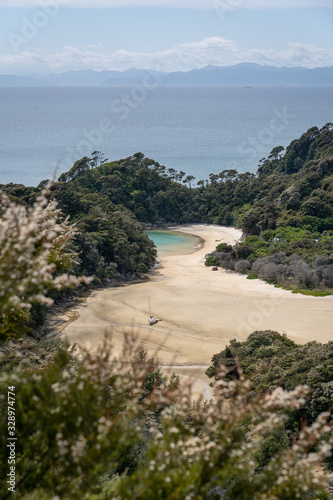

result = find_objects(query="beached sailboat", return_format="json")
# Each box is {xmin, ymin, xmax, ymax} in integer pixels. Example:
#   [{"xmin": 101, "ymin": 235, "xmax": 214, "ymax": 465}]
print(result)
[{"xmin": 148, "ymin": 297, "xmax": 158, "ymax": 326}]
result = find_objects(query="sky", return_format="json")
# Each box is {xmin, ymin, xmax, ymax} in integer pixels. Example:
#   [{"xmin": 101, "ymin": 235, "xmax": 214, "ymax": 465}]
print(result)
[{"xmin": 0, "ymin": 0, "xmax": 332, "ymax": 75}]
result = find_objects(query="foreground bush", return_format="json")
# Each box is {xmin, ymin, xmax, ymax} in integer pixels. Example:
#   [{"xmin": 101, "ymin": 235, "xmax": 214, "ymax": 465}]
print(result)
[
  {"xmin": 0, "ymin": 185, "xmax": 91, "ymax": 339},
  {"xmin": 0, "ymin": 335, "xmax": 332, "ymax": 499}
]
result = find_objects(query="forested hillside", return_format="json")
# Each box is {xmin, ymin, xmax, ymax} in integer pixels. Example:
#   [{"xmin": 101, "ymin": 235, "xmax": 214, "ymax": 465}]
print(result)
[
  {"xmin": 201, "ymin": 122, "xmax": 333, "ymax": 292},
  {"xmin": 1, "ymin": 154, "xmax": 158, "ymax": 285},
  {"xmin": 2, "ymin": 122, "xmax": 333, "ymax": 304},
  {"xmin": 3, "ymin": 123, "xmax": 333, "ymax": 231},
  {"xmin": 45, "ymin": 123, "xmax": 333, "ymax": 233}
]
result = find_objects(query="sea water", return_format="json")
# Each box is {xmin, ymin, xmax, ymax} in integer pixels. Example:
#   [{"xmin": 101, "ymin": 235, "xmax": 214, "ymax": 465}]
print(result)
[
  {"xmin": 0, "ymin": 86, "xmax": 333, "ymax": 186},
  {"xmin": 145, "ymin": 230, "xmax": 201, "ymax": 257}
]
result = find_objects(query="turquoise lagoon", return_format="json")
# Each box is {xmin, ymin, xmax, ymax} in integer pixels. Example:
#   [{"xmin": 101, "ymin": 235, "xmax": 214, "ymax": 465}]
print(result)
[{"xmin": 145, "ymin": 230, "xmax": 202, "ymax": 257}]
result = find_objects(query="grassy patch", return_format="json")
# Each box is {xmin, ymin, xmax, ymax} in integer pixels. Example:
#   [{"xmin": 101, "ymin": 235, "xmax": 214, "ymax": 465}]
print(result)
[
  {"xmin": 291, "ymin": 289, "xmax": 331, "ymax": 297},
  {"xmin": 244, "ymin": 278, "xmax": 331, "ymax": 296}
]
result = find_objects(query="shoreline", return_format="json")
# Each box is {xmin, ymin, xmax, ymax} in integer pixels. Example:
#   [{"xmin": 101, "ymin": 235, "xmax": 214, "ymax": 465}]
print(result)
[
  {"xmin": 146, "ymin": 226, "xmax": 205, "ymax": 258},
  {"xmin": 44, "ymin": 227, "xmax": 206, "ymax": 338},
  {"xmin": 58, "ymin": 224, "xmax": 333, "ymax": 397},
  {"xmin": 148, "ymin": 228, "xmax": 205, "ymax": 258}
]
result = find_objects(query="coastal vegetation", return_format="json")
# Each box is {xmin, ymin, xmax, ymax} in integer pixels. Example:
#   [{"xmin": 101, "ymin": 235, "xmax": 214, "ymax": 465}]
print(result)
[
  {"xmin": 206, "ymin": 330, "xmax": 333, "ymax": 470},
  {"xmin": 1, "ymin": 131, "xmax": 333, "ymax": 497},
  {"xmin": 201, "ymin": 123, "xmax": 333, "ymax": 293},
  {"xmin": 2, "ymin": 123, "xmax": 333, "ymax": 298},
  {"xmin": 210, "ymin": 330, "xmax": 333, "ymax": 427}
]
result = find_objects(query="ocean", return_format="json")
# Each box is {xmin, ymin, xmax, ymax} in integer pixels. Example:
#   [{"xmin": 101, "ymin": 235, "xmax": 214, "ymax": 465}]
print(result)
[{"xmin": 0, "ymin": 85, "xmax": 332, "ymax": 186}]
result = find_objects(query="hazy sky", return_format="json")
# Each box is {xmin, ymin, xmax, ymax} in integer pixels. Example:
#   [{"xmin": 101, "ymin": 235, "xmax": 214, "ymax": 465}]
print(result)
[{"xmin": 0, "ymin": 0, "xmax": 332, "ymax": 74}]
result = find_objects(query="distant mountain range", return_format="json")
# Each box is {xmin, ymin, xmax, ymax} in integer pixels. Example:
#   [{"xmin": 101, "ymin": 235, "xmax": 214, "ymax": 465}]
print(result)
[{"xmin": 1, "ymin": 63, "xmax": 333, "ymax": 86}]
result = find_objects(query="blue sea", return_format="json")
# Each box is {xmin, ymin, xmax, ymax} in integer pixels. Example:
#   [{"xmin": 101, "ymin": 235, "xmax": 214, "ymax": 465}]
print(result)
[{"xmin": 0, "ymin": 86, "xmax": 332, "ymax": 186}]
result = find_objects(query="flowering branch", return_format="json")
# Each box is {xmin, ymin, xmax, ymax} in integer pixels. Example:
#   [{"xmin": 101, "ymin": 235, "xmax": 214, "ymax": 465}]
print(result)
[{"xmin": 0, "ymin": 184, "xmax": 92, "ymax": 321}]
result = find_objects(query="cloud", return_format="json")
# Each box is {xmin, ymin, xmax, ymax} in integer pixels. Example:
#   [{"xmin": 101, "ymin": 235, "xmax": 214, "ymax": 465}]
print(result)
[
  {"xmin": 179, "ymin": 37, "xmax": 237, "ymax": 51},
  {"xmin": 87, "ymin": 43, "xmax": 103, "ymax": 49},
  {"xmin": 0, "ymin": 0, "xmax": 332, "ymax": 7},
  {"xmin": 240, "ymin": 43, "xmax": 333, "ymax": 68},
  {"xmin": 0, "ymin": 37, "xmax": 239, "ymax": 74},
  {"xmin": 0, "ymin": 38, "xmax": 333, "ymax": 75}
]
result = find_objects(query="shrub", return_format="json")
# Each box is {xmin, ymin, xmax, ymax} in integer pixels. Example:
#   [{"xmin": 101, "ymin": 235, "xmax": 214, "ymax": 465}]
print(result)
[
  {"xmin": 0, "ymin": 185, "xmax": 92, "ymax": 339},
  {"xmin": 205, "ymin": 256, "xmax": 220, "ymax": 267},
  {"xmin": 234, "ymin": 260, "xmax": 251, "ymax": 274},
  {"xmin": 216, "ymin": 242, "xmax": 233, "ymax": 253}
]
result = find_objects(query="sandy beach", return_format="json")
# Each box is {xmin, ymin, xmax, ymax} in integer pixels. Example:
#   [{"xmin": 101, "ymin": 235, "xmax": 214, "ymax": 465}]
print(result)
[{"xmin": 59, "ymin": 225, "xmax": 333, "ymax": 397}]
